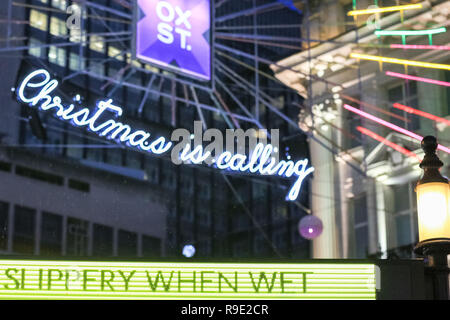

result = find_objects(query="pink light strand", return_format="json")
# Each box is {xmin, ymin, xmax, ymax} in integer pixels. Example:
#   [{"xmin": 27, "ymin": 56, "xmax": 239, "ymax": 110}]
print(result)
[
  {"xmin": 390, "ymin": 44, "xmax": 450, "ymax": 50},
  {"xmin": 386, "ymin": 71, "xmax": 450, "ymax": 87},
  {"xmin": 343, "ymin": 104, "xmax": 450, "ymax": 154},
  {"xmin": 356, "ymin": 126, "xmax": 421, "ymax": 160},
  {"xmin": 393, "ymin": 103, "xmax": 450, "ymax": 126}
]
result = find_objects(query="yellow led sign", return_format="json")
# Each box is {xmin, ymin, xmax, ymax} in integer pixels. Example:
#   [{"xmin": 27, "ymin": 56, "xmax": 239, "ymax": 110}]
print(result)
[{"xmin": 0, "ymin": 260, "xmax": 377, "ymax": 300}]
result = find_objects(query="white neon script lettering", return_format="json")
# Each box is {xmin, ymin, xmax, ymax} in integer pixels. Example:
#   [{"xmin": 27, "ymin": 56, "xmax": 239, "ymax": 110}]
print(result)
[
  {"xmin": 18, "ymin": 69, "xmax": 173, "ymax": 155},
  {"xmin": 17, "ymin": 69, "xmax": 314, "ymax": 201}
]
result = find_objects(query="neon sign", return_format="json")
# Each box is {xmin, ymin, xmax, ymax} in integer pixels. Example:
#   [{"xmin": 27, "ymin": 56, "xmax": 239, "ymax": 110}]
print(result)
[
  {"xmin": 17, "ymin": 69, "xmax": 314, "ymax": 201},
  {"xmin": 0, "ymin": 260, "xmax": 377, "ymax": 300}
]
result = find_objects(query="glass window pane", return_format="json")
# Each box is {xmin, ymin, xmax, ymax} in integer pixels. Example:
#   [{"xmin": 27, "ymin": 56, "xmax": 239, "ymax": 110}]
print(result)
[
  {"xmin": 355, "ymin": 225, "xmax": 368, "ymax": 258},
  {"xmin": 41, "ymin": 212, "xmax": 62, "ymax": 256},
  {"xmin": 396, "ymin": 214, "xmax": 412, "ymax": 247},
  {"xmin": 354, "ymin": 194, "xmax": 367, "ymax": 225},
  {"xmin": 142, "ymin": 235, "xmax": 161, "ymax": 257},
  {"xmin": 93, "ymin": 224, "xmax": 113, "ymax": 256},
  {"xmin": 29, "ymin": 38, "xmax": 44, "ymax": 58},
  {"xmin": 30, "ymin": 9, "xmax": 48, "ymax": 31},
  {"xmin": 393, "ymin": 184, "xmax": 410, "ymax": 213},
  {"xmin": 66, "ymin": 217, "xmax": 88, "ymax": 256},
  {"xmin": 50, "ymin": 16, "xmax": 67, "ymax": 36},
  {"xmin": 13, "ymin": 206, "xmax": 35, "ymax": 254},
  {"xmin": 0, "ymin": 202, "xmax": 9, "ymax": 251},
  {"xmin": 118, "ymin": 230, "xmax": 137, "ymax": 257}
]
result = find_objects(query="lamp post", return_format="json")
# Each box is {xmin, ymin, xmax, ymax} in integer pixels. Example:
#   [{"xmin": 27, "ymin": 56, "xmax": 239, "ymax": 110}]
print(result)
[{"xmin": 414, "ymin": 136, "xmax": 450, "ymax": 300}]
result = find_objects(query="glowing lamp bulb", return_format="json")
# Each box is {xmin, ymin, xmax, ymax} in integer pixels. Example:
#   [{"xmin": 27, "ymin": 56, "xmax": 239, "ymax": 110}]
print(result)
[
  {"xmin": 298, "ymin": 215, "xmax": 323, "ymax": 240},
  {"xmin": 416, "ymin": 182, "xmax": 450, "ymax": 242}
]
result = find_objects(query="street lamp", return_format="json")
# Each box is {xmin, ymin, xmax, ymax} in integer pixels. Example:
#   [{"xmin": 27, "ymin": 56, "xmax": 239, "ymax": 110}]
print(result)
[{"xmin": 414, "ymin": 136, "xmax": 450, "ymax": 300}]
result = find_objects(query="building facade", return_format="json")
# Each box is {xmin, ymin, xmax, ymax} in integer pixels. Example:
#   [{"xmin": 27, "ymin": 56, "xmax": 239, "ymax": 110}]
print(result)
[
  {"xmin": 274, "ymin": 0, "xmax": 450, "ymax": 259},
  {"xmin": 0, "ymin": 0, "xmax": 311, "ymax": 260}
]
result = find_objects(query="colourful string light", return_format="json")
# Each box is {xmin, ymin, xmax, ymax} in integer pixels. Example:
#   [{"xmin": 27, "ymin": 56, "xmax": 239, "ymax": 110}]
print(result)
[
  {"xmin": 356, "ymin": 126, "xmax": 421, "ymax": 160},
  {"xmin": 350, "ymin": 53, "xmax": 450, "ymax": 71},
  {"xmin": 375, "ymin": 27, "xmax": 446, "ymax": 45},
  {"xmin": 390, "ymin": 44, "xmax": 450, "ymax": 51},
  {"xmin": 393, "ymin": 103, "xmax": 450, "ymax": 126},
  {"xmin": 348, "ymin": 4, "xmax": 422, "ymax": 16},
  {"xmin": 375, "ymin": 27, "xmax": 446, "ymax": 37},
  {"xmin": 343, "ymin": 104, "xmax": 450, "ymax": 154},
  {"xmin": 385, "ymin": 71, "xmax": 450, "ymax": 87}
]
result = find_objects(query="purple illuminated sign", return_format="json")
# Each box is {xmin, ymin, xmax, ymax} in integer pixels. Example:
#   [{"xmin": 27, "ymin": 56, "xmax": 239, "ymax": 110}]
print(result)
[{"xmin": 136, "ymin": 0, "xmax": 212, "ymax": 81}]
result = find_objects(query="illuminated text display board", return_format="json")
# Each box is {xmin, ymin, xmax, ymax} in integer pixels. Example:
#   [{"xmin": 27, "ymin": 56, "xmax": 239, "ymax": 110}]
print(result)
[
  {"xmin": 0, "ymin": 261, "xmax": 376, "ymax": 300},
  {"xmin": 135, "ymin": 0, "xmax": 212, "ymax": 81}
]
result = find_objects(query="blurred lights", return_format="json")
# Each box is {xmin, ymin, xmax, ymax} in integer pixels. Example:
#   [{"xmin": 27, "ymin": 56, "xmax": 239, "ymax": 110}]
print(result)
[
  {"xmin": 393, "ymin": 103, "xmax": 450, "ymax": 126},
  {"xmin": 356, "ymin": 126, "xmax": 421, "ymax": 160},
  {"xmin": 343, "ymin": 104, "xmax": 450, "ymax": 154},
  {"xmin": 386, "ymin": 71, "xmax": 450, "ymax": 87},
  {"xmin": 298, "ymin": 215, "xmax": 323, "ymax": 240},
  {"xmin": 182, "ymin": 245, "xmax": 196, "ymax": 258},
  {"xmin": 350, "ymin": 53, "xmax": 450, "ymax": 71},
  {"xmin": 375, "ymin": 27, "xmax": 446, "ymax": 37},
  {"xmin": 348, "ymin": 4, "xmax": 422, "ymax": 16},
  {"xmin": 390, "ymin": 44, "xmax": 450, "ymax": 51},
  {"xmin": 416, "ymin": 182, "xmax": 450, "ymax": 242}
]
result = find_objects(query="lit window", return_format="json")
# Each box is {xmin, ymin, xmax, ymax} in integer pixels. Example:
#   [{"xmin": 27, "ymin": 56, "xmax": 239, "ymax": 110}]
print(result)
[
  {"xmin": 48, "ymin": 46, "xmax": 66, "ymax": 67},
  {"xmin": 52, "ymin": 0, "xmax": 67, "ymax": 11},
  {"xmin": 89, "ymin": 61, "xmax": 105, "ymax": 76},
  {"xmin": 108, "ymin": 46, "xmax": 124, "ymax": 61},
  {"xmin": 30, "ymin": 9, "xmax": 48, "ymax": 31},
  {"xmin": 69, "ymin": 52, "xmax": 85, "ymax": 70},
  {"xmin": 50, "ymin": 16, "xmax": 67, "ymax": 36},
  {"xmin": 69, "ymin": 28, "xmax": 86, "ymax": 43},
  {"xmin": 28, "ymin": 38, "xmax": 44, "ymax": 58},
  {"xmin": 89, "ymin": 35, "xmax": 105, "ymax": 53}
]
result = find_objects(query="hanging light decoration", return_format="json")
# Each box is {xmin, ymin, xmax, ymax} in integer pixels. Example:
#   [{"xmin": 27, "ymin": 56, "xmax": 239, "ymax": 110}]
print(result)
[
  {"xmin": 298, "ymin": 215, "xmax": 323, "ymax": 240},
  {"xmin": 182, "ymin": 244, "xmax": 196, "ymax": 258}
]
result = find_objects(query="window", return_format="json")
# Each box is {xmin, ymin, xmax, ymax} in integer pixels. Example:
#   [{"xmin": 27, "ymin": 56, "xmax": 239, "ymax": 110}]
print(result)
[
  {"xmin": 90, "ymin": 35, "xmax": 106, "ymax": 53},
  {"xmin": 52, "ymin": 0, "xmax": 67, "ymax": 10},
  {"xmin": 15, "ymin": 165, "xmax": 64, "ymax": 186},
  {"xmin": 93, "ymin": 224, "xmax": 113, "ymax": 256},
  {"xmin": 68, "ymin": 179, "xmax": 90, "ymax": 193},
  {"xmin": 30, "ymin": 9, "xmax": 48, "ymax": 31},
  {"xmin": 50, "ymin": 16, "xmax": 67, "ymax": 36},
  {"xmin": 69, "ymin": 27, "xmax": 86, "ymax": 43},
  {"xmin": 13, "ymin": 206, "xmax": 35, "ymax": 254},
  {"xmin": 0, "ymin": 202, "xmax": 8, "ymax": 251},
  {"xmin": 343, "ymin": 2, "xmax": 355, "ymax": 32},
  {"xmin": 352, "ymin": 194, "xmax": 368, "ymax": 258},
  {"xmin": 66, "ymin": 217, "xmax": 88, "ymax": 256},
  {"xmin": 40, "ymin": 212, "xmax": 62, "ymax": 256},
  {"xmin": 388, "ymin": 82, "xmax": 420, "ymax": 131},
  {"xmin": 118, "ymin": 230, "xmax": 137, "ymax": 257},
  {"xmin": 66, "ymin": 132, "xmax": 84, "ymax": 158},
  {"xmin": 395, "ymin": 214, "xmax": 412, "ymax": 247},
  {"xmin": 142, "ymin": 235, "xmax": 161, "ymax": 257},
  {"xmin": 29, "ymin": 38, "xmax": 44, "ymax": 58},
  {"xmin": 89, "ymin": 61, "xmax": 105, "ymax": 76},
  {"xmin": 108, "ymin": 46, "xmax": 124, "ymax": 61},
  {"xmin": 392, "ymin": 183, "xmax": 417, "ymax": 248},
  {"xmin": 49, "ymin": 46, "xmax": 66, "ymax": 67}
]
